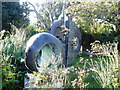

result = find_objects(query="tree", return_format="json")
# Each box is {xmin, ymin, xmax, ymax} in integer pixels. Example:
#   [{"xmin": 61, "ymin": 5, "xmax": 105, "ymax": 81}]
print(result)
[
  {"xmin": 65, "ymin": 1, "xmax": 120, "ymax": 50},
  {"xmin": 2, "ymin": 2, "xmax": 30, "ymax": 31},
  {"xmin": 66, "ymin": 1, "xmax": 119, "ymax": 41},
  {"xmin": 28, "ymin": 0, "xmax": 63, "ymax": 31}
]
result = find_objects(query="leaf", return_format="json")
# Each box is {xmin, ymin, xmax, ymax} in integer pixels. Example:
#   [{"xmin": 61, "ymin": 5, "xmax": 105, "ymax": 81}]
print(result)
[{"xmin": 2, "ymin": 80, "xmax": 19, "ymax": 87}]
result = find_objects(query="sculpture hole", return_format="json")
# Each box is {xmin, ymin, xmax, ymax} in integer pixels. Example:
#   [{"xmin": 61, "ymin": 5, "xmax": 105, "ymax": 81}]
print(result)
[
  {"xmin": 36, "ymin": 43, "xmax": 61, "ymax": 69},
  {"xmin": 71, "ymin": 37, "xmax": 79, "ymax": 50}
]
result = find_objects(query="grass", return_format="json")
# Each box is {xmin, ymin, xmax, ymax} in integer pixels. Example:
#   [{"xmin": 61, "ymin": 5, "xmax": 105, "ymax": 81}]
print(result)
[
  {"xmin": 71, "ymin": 42, "xmax": 119, "ymax": 88},
  {"xmin": 71, "ymin": 55, "xmax": 101, "ymax": 88},
  {"xmin": 0, "ymin": 26, "xmax": 28, "ymax": 89},
  {"xmin": 25, "ymin": 57, "xmax": 89, "ymax": 88}
]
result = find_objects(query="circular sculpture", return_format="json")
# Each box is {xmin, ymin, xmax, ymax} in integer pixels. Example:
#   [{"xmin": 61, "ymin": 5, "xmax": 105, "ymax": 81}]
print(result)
[
  {"xmin": 50, "ymin": 20, "xmax": 81, "ymax": 66},
  {"xmin": 25, "ymin": 19, "xmax": 81, "ymax": 71},
  {"xmin": 25, "ymin": 32, "xmax": 65, "ymax": 71},
  {"xmin": 67, "ymin": 20, "xmax": 81, "ymax": 65}
]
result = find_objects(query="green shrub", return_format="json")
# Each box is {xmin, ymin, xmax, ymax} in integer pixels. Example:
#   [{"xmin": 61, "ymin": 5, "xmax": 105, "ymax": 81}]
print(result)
[
  {"xmin": 0, "ymin": 24, "xmax": 50, "ymax": 89},
  {"xmin": 25, "ymin": 62, "xmax": 89, "ymax": 88},
  {"xmin": 89, "ymin": 42, "xmax": 119, "ymax": 88},
  {"xmin": 66, "ymin": 1, "xmax": 119, "ymax": 50},
  {"xmin": 0, "ymin": 26, "xmax": 28, "ymax": 89}
]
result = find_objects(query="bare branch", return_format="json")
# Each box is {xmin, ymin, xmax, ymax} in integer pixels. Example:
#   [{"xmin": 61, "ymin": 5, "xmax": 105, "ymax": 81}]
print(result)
[
  {"xmin": 28, "ymin": 1, "xmax": 49, "ymax": 31},
  {"xmin": 46, "ymin": 7, "xmax": 54, "ymax": 23},
  {"xmin": 51, "ymin": 4, "xmax": 56, "ymax": 22}
]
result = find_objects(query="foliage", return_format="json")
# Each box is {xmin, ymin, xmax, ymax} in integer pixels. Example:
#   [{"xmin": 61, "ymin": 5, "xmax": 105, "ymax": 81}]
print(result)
[
  {"xmin": 0, "ymin": 26, "xmax": 28, "ymax": 89},
  {"xmin": 66, "ymin": 1, "xmax": 119, "ymax": 42},
  {"xmin": 2, "ymin": 2, "xmax": 30, "ymax": 31},
  {"xmin": 34, "ymin": 0, "xmax": 63, "ymax": 29},
  {"xmin": 0, "ymin": 24, "xmax": 52, "ymax": 89},
  {"xmin": 89, "ymin": 42, "xmax": 119, "ymax": 88},
  {"xmin": 71, "ymin": 42, "xmax": 119, "ymax": 88},
  {"xmin": 25, "ymin": 62, "xmax": 89, "ymax": 88}
]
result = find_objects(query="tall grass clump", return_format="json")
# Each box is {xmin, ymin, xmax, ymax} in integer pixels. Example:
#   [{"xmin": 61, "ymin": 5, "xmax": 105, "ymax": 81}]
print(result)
[
  {"xmin": 25, "ymin": 66, "xmax": 89, "ymax": 88},
  {"xmin": 0, "ymin": 25, "xmax": 28, "ymax": 89},
  {"xmin": 24, "ymin": 55, "xmax": 89, "ymax": 88},
  {"xmin": 89, "ymin": 42, "xmax": 119, "ymax": 88}
]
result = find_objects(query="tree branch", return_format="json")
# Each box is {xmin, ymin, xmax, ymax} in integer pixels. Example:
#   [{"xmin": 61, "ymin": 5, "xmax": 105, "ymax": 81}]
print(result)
[{"xmin": 28, "ymin": 1, "xmax": 49, "ymax": 31}]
